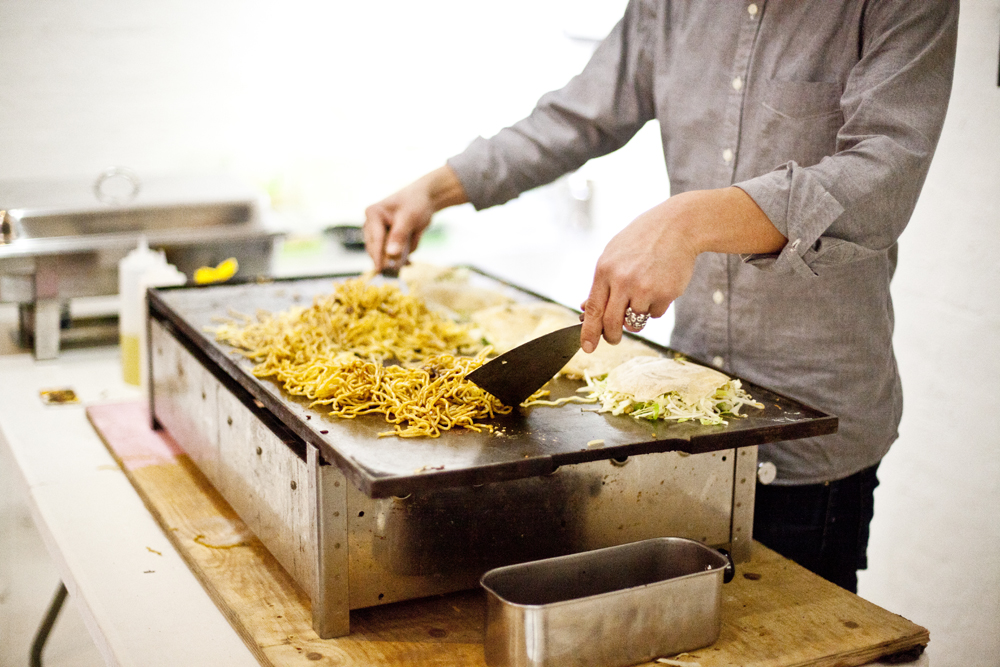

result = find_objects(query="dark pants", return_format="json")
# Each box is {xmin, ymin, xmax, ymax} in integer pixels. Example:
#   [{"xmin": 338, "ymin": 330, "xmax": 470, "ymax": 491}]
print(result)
[{"xmin": 753, "ymin": 463, "xmax": 880, "ymax": 594}]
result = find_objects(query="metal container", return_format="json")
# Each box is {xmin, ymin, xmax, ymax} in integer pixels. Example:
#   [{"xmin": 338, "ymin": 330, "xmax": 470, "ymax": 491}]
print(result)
[
  {"xmin": 481, "ymin": 538, "xmax": 732, "ymax": 667},
  {"xmin": 0, "ymin": 171, "xmax": 279, "ymax": 359}
]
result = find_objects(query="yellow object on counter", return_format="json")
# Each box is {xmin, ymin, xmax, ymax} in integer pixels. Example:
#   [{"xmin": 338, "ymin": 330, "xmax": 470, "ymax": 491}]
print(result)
[
  {"xmin": 194, "ymin": 257, "xmax": 239, "ymax": 285},
  {"xmin": 121, "ymin": 334, "xmax": 142, "ymax": 386}
]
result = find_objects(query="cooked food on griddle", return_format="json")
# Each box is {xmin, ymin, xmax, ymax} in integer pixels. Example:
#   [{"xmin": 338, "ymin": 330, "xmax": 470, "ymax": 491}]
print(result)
[
  {"xmin": 581, "ymin": 356, "xmax": 763, "ymax": 426},
  {"xmin": 211, "ymin": 267, "xmax": 760, "ymax": 437},
  {"xmin": 307, "ymin": 350, "xmax": 510, "ymax": 438},
  {"xmin": 471, "ymin": 302, "xmax": 580, "ymax": 354},
  {"xmin": 214, "ymin": 276, "xmax": 478, "ymax": 363},
  {"xmin": 470, "ymin": 301, "xmax": 661, "ymax": 380},
  {"xmin": 399, "ymin": 262, "xmax": 515, "ymax": 317},
  {"xmin": 213, "ymin": 277, "xmax": 510, "ymax": 438},
  {"xmin": 562, "ymin": 336, "xmax": 660, "ymax": 379}
]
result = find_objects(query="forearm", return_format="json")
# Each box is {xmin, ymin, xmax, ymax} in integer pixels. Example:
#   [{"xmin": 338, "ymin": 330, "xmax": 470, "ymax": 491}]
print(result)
[
  {"xmin": 663, "ymin": 187, "xmax": 786, "ymax": 256},
  {"xmin": 413, "ymin": 165, "xmax": 469, "ymax": 212}
]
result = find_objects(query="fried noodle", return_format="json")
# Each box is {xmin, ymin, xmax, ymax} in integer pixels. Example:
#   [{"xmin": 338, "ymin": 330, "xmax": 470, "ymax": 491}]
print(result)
[{"xmin": 213, "ymin": 277, "xmax": 511, "ymax": 437}]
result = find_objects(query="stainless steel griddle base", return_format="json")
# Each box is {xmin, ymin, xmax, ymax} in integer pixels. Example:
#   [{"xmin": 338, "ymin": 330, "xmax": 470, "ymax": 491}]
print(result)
[{"xmin": 148, "ymin": 269, "xmax": 835, "ymax": 638}]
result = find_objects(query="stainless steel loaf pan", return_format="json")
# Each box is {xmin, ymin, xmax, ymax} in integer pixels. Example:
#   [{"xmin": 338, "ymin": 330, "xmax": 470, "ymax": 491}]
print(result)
[{"xmin": 481, "ymin": 537, "xmax": 733, "ymax": 667}]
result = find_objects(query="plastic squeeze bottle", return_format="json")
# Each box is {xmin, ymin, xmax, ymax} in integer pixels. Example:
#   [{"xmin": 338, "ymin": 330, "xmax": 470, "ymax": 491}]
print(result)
[{"xmin": 118, "ymin": 238, "xmax": 186, "ymax": 386}]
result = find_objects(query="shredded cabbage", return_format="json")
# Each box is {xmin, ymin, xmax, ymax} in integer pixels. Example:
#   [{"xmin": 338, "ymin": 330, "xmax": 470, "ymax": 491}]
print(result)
[{"xmin": 579, "ymin": 369, "xmax": 763, "ymax": 426}]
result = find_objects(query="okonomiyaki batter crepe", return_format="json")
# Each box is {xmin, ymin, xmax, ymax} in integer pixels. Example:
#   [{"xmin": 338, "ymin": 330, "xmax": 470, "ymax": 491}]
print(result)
[{"xmin": 585, "ymin": 356, "xmax": 763, "ymax": 425}]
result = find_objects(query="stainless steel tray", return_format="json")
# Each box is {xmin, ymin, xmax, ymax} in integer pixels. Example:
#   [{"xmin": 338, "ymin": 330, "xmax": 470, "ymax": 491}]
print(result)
[
  {"xmin": 147, "ymin": 269, "xmax": 837, "ymax": 498},
  {"xmin": 481, "ymin": 537, "xmax": 732, "ymax": 667}
]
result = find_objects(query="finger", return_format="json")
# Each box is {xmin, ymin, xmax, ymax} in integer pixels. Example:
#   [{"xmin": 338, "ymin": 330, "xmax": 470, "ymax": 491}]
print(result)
[
  {"xmin": 648, "ymin": 300, "xmax": 670, "ymax": 319},
  {"xmin": 384, "ymin": 211, "xmax": 415, "ymax": 261},
  {"xmin": 578, "ymin": 299, "xmax": 588, "ymax": 322},
  {"xmin": 411, "ymin": 225, "xmax": 427, "ymax": 251},
  {"xmin": 602, "ymin": 288, "xmax": 629, "ymax": 345},
  {"xmin": 363, "ymin": 206, "xmax": 390, "ymax": 271},
  {"xmin": 580, "ymin": 284, "xmax": 608, "ymax": 354}
]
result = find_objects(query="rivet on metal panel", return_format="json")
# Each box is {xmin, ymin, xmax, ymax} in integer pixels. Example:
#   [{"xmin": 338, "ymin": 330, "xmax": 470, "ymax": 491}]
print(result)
[
  {"xmin": 291, "ymin": 481, "xmax": 297, "ymax": 490},
  {"xmin": 611, "ymin": 457, "xmax": 629, "ymax": 467},
  {"xmin": 256, "ymin": 446, "xmax": 262, "ymax": 456},
  {"xmin": 358, "ymin": 511, "xmax": 365, "ymax": 517},
  {"xmin": 227, "ymin": 416, "xmax": 232, "ymax": 426}
]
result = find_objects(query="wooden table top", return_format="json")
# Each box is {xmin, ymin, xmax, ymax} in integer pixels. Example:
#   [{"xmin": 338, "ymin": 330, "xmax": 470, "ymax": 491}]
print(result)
[{"xmin": 87, "ymin": 399, "xmax": 928, "ymax": 667}]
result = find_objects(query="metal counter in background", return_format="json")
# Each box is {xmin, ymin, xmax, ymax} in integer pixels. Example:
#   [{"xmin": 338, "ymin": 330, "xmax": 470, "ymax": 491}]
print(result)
[
  {"xmin": 148, "ymin": 271, "xmax": 837, "ymax": 638},
  {"xmin": 0, "ymin": 170, "xmax": 279, "ymax": 359}
]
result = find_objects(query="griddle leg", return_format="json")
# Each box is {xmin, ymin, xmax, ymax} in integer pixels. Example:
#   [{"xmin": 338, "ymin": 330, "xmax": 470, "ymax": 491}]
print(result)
[{"xmin": 30, "ymin": 581, "xmax": 68, "ymax": 667}]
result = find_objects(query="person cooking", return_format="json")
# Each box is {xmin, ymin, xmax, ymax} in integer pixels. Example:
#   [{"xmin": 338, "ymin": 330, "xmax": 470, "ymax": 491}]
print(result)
[{"xmin": 363, "ymin": 0, "xmax": 957, "ymax": 593}]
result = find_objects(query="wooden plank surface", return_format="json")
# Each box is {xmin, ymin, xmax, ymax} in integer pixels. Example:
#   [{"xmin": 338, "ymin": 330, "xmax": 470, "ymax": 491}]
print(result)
[{"xmin": 87, "ymin": 400, "xmax": 928, "ymax": 667}]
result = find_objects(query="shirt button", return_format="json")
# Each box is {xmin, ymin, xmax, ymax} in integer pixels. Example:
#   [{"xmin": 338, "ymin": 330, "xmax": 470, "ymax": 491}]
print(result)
[
  {"xmin": 713, "ymin": 290, "xmax": 724, "ymax": 305},
  {"xmin": 732, "ymin": 76, "xmax": 743, "ymax": 91},
  {"xmin": 747, "ymin": 3, "xmax": 759, "ymax": 17},
  {"xmin": 722, "ymin": 148, "xmax": 734, "ymax": 163},
  {"xmin": 712, "ymin": 356, "xmax": 725, "ymax": 368}
]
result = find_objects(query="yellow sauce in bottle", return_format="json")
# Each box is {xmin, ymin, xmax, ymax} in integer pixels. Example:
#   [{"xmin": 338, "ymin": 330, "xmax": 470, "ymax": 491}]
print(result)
[{"xmin": 121, "ymin": 334, "xmax": 141, "ymax": 385}]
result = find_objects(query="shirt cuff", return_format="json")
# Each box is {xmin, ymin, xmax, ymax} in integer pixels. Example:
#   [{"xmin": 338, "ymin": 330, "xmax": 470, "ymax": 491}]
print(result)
[
  {"xmin": 735, "ymin": 163, "xmax": 845, "ymax": 277},
  {"xmin": 447, "ymin": 137, "xmax": 520, "ymax": 211}
]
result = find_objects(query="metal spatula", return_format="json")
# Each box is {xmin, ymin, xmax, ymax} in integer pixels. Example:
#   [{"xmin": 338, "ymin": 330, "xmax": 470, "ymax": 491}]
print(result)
[{"xmin": 466, "ymin": 323, "xmax": 583, "ymax": 407}]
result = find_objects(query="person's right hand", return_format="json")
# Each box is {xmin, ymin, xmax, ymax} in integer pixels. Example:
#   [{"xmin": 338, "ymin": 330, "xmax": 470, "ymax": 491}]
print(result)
[
  {"xmin": 363, "ymin": 184, "xmax": 433, "ymax": 273},
  {"xmin": 363, "ymin": 165, "xmax": 468, "ymax": 273}
]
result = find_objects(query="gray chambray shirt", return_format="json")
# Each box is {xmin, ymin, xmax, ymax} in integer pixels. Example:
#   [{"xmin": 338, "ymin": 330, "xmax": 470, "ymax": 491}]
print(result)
[{"xmin": 447, "ymin": 0, "xmax": 957, "ymax": 485}]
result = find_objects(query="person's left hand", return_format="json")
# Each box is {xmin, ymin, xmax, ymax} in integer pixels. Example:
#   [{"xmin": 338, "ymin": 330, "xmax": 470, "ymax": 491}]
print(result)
[
  {"xmin": 579, "ymin": 187, "xmax": 786, "ymax": 353},
  {"xmin": 579, "ymin": 194, "xmax": 700, "ymax": 352}
]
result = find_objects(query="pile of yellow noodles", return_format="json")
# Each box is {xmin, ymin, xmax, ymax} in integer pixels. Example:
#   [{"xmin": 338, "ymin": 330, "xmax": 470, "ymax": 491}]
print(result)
[
  {"xmin": 308, "ymin": 351, "xmax": 509, "ymax": 437},
  {"xmin": 214, "ymin": 277, "xmax": 511, "ymax": 437}
]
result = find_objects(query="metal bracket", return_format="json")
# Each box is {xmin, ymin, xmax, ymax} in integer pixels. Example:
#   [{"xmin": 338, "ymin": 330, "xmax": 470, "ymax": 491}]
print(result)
[{"xmin": 309, "ymin": 443, "xmax": 350, "ymax": 638}]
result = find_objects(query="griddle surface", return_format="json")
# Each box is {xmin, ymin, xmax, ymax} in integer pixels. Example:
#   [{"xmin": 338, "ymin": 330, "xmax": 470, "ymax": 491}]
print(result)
[{"xmin": 149, "ymin": 271, "xmax": 836, "ymax": 497}]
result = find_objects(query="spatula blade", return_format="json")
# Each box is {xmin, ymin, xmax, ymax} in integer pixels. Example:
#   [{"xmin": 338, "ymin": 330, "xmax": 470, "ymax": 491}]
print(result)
[{"xmin": 466, "ymin": 324, "xmax": 583, "ymax": 407}]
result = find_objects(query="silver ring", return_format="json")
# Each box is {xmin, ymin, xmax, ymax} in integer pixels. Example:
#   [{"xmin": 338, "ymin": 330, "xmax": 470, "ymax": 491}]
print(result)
[{"xmin": 624, "ymin": 306, "xmax": 650, "ymax": 330}]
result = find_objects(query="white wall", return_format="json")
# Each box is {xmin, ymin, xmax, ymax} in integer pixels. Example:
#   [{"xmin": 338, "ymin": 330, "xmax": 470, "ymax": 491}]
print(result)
[
  {"xmin": 0, "ymin": 0, "xmax": 649, "ymax": 223},
  {"xmin": 1, "ymin": 1, "xmax": 997, "ymax": 665},
  {"xmin": 857, "ymin": 2, "xmax": 1000, "ymax": 666}
]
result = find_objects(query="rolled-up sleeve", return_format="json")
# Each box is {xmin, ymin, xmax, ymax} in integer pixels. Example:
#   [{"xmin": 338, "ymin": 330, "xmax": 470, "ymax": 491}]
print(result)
[
  {"xmin": 447, "ymin": 0, "xmax": 657, "ymax": 210},
  {"xmin": 736, "ymin": 0, "xmax": 957, "ymax": 276}
]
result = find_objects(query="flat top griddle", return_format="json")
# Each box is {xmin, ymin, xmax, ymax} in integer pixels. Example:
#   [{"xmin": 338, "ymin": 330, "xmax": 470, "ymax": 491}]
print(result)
[{"xmin": 148, "ymin": 270, "xmax": 837, "ymax": 498}]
